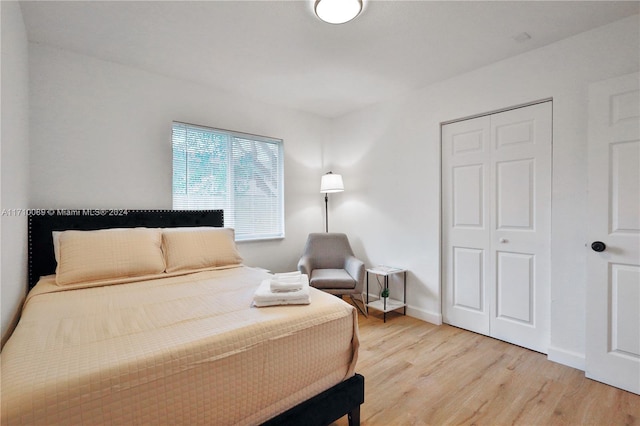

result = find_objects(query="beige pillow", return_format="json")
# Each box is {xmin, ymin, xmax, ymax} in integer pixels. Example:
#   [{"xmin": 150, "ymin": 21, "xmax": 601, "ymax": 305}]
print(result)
[
  {"xmin": 162, "ymin": 227, "xmax": 243, "ymax": 273},
  {"xmin": 53, "ymin": 227, "xmax": 133, "ymax": 264},
  {"xmin": 56, "ymin": 228, "xmax": 165, "ymax": 286}
]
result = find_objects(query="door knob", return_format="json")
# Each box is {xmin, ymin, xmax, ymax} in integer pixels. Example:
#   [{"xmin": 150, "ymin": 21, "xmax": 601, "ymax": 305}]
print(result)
[{"xmin": 591, "ymin": 241, "xmax": 606, "ymax": 252}]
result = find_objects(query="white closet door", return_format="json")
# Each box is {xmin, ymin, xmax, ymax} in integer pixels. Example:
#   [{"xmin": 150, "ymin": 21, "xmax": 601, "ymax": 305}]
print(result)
[
  {"xmin": 586, "ymin": 72, "xmax": 640, "ymax": 394},
  {"xmin": 442, "ymin": 102, "xmax": 552, "ymax": 354},
  {"xmin": 442, "ymin": 116, "xmax": 492, "ymax": 336},
  {"xmin": 489, "ymin": 103, "xmax": 552, "ymax": 353}
]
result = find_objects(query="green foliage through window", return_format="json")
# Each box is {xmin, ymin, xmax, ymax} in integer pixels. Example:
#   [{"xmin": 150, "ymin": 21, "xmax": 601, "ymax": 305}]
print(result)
[{"xmin": 172, "ymin": 122, "xmax": 284, "ymax": 241}]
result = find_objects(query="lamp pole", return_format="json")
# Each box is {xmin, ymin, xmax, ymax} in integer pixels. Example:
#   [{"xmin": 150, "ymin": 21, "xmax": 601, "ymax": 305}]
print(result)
[
  {"xmin": 320, "ymin": 171, "xmax": 344, "ymax": 234},
  {"xmin": 325, "ymin": 193, "xmax": 329, "ymax": 233}
]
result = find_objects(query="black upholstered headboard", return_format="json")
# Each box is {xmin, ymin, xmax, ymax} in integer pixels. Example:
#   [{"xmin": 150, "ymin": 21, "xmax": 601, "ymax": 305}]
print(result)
[{"xmin": 28, "ymin": 209, "xmax": 224, "ymax": 289}]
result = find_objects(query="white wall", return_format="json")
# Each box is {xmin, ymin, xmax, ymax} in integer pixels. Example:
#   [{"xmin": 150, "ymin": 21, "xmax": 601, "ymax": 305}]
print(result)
[
  {"xmin": 1, "ymin": 1, "xmax": 30, "ymax": 344},
  {"xmin": 29, "ymin": 44, "xmax": 331, "ymax": 274},
  {"xmin": 327, "ymin": 15, "xmax": 640, "ymax": 369}
]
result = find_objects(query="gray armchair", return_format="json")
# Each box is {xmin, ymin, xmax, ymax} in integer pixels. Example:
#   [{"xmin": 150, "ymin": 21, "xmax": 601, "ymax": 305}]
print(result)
[{"xmin": 297, "ymin": 233, "xmax": 367, "ymax": 316}]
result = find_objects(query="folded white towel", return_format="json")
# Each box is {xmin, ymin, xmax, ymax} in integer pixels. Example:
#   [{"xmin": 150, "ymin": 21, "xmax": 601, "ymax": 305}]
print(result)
[
  {"xmin": 269, "ymin": 271, "xmax": 304, "ymax": 292},
  {"xmin": 273, "ymin": 271, "xmax": 301, "ymax": 278},
  {"xmin": 253, "ymin": 274, "xmax": 310, "ymax": 307},
  {"xmin": 272, "ymin": 275, "xmax": 301, "ymax": 283},
  {"xmin": 253, "ymin": 296, "xmax": 310, "ymax": 308},
  {"xmin": 270, "ymin": 278, "xmax": 303, "ymax": 293}
]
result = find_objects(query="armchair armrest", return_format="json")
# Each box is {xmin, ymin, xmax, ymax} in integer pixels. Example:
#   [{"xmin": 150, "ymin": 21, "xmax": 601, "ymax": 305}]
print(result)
[
  {"xmin": 297, "ymin": 255, "xmax": 312, "ymax": 277},
  {"xmin": 344, "ymin": 255, "xmax": 365, "ymax": 292}
]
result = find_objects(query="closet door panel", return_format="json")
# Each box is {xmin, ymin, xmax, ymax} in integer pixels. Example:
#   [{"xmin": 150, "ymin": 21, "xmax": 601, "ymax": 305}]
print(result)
[
  {"xmin": 452, "ymin": 164, "xmax": 484, "ymax": 228},
  {"xmin": 442, "ymin": 116, "xmax": 492, "ymax": 335},
  {"xmin": 496, "ymin": 159, "xmax": 534, "ymax": 230},
  {"xmin": 452, "ymin": 247, "xmax": 484, "ymax": 312},
  {"xmin": 490, "ymin": 102, "xmax": 552, "ymax": 353}
]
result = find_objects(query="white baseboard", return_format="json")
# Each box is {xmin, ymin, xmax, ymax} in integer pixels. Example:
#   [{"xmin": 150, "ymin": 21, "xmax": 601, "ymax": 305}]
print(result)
[
  {"xmin": 364, "ymin": 292, "xmax": 442, "ymax": 325},
  {"xmin": 547, "ymin": 345, "xmax": 585, "ymax": 371},
  {"xmin": 406, "ymin": 305, "xmax": 442, "ymax": 325}
]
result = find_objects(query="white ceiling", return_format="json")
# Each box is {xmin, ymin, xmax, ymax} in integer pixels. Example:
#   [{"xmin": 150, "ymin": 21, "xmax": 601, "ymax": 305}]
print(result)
[{"xmin": 20, "ymin": 1, "xmax": 639, "ymax": 118}]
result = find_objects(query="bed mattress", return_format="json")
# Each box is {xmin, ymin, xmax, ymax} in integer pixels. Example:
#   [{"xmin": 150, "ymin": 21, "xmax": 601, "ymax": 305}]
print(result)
[{"xmin": 1, "ymin": 266, "xmax": 359, "ymax": 425}]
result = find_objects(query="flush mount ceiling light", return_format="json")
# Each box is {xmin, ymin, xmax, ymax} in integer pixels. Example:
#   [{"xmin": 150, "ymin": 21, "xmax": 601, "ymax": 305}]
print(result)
[{"xmin": 314, "ymin": 0, "xmax": 363, "ymax": 24}]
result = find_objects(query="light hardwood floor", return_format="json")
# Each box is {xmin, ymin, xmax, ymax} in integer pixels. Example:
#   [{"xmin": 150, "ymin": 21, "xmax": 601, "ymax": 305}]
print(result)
[{"xmin": 334, "ymin": 307, "xmax": 639, "ymax": 426}]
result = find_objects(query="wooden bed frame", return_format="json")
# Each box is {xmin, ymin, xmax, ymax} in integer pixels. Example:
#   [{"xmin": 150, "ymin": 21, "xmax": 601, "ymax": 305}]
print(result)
[{"xmin": 27, "ymin": 209, "xmax": 364, "ymax": 426}]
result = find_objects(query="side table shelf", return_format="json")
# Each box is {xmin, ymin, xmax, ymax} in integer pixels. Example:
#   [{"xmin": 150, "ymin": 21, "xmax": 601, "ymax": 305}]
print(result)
[{"xmin": 365, "ymin": 266, "xmax": 407, "ymax": 322}]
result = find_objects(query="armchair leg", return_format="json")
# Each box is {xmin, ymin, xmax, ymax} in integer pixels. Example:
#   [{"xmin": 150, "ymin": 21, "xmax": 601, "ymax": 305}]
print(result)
[{"xmin": 350, "ymin": 294, "xmax": 368, "ymax": 317}]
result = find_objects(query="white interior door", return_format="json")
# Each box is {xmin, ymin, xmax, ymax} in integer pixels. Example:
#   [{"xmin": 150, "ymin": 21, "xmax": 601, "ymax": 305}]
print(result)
[
  {"xmin": 442, "ymin": 101, "xmax": 552, "ymax": 354},
  {"xmin": 586, "ymin": 72, "xmax": 640, "ymax": 394}
]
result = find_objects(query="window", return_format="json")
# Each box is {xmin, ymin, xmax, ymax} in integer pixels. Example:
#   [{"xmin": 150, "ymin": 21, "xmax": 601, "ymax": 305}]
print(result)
[{"xmin": 172, "ymin": 122, "xmax": 284, "ymax": 241}]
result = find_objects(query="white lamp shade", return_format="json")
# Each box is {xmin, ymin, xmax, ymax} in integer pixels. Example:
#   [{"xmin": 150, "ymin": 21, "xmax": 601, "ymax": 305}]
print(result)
[
  {"xmin": 314, "ymin": 0, "xmax": 363, "ymax": 25},
  {"xmin": 320, "ymin": 173, "xmax": 344, "ymax": 193}
]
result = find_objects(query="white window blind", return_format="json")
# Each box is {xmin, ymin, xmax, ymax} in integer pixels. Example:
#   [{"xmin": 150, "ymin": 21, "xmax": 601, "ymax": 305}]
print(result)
[{"xmin": 172, "ymin": 122, "xmax": 284, "ymax": 241}]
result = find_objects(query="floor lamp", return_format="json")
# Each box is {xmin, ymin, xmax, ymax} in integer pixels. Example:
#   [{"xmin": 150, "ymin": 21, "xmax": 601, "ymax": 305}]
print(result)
[{"xmin": 320, "ymin": 171, "xmax": 344, "ymax": 233}]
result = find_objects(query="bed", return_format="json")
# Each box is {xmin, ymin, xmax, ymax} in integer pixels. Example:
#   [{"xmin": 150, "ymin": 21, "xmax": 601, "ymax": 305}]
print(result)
[{"xmin": 1, "ymin": 210, "xmax": 364, "ymax": 425}]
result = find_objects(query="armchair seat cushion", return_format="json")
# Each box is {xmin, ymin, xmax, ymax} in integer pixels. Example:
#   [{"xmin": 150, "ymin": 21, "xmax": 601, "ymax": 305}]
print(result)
[{"xmin": 310, "ymin": 269, "xmax": 356, "ymax": 290}]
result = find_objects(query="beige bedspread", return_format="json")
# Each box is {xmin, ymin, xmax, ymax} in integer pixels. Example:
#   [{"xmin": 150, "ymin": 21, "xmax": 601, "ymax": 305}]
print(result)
[{"xmin": 1, "ymin": 266, "xmax": 359, "ymax": 425}]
